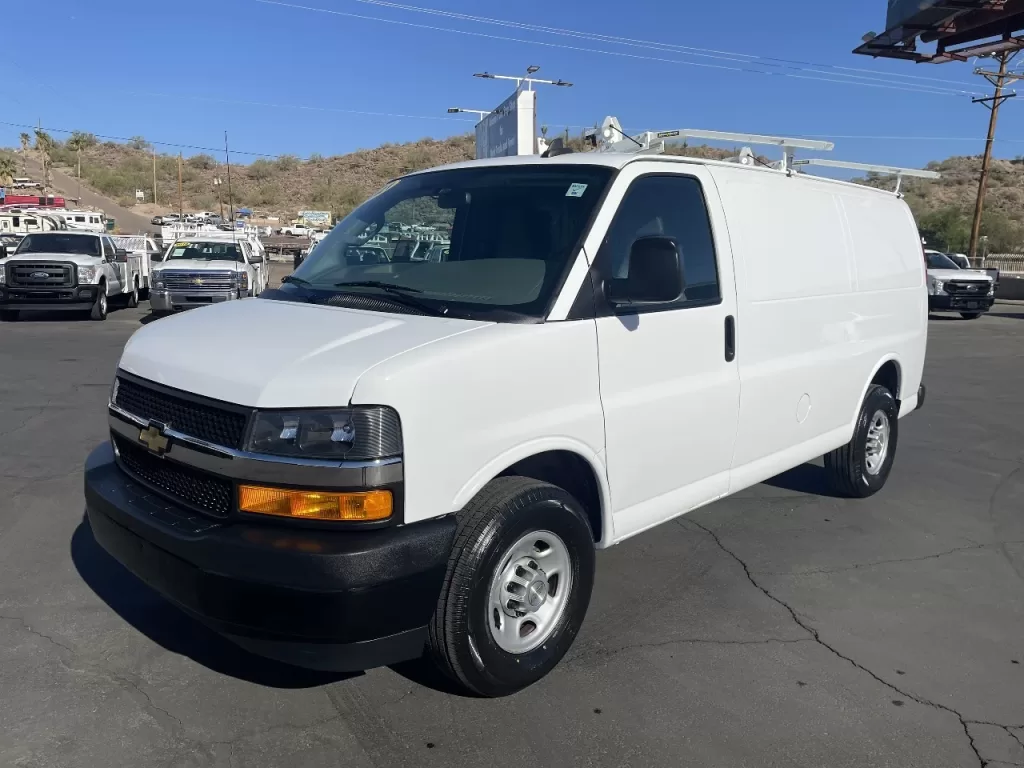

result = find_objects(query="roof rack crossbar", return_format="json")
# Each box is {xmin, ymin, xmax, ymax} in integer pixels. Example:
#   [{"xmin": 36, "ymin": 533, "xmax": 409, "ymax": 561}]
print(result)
[
  {"xmin": 588, "ymin": 116, "xmax": 834, "ymax": 171},
  {"xmin": 792, "ymin": 158, "xmax": 940, "ymax": 194}
]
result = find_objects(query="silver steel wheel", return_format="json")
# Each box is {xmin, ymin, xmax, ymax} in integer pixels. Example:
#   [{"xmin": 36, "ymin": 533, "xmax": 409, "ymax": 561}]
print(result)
[
  {"xmin": 99, "ymin": 292, "xmax": 107, "ymax": 314},
  {"xmin": 865, "ymin": 410, "xmax": 891, "ymax": 475},
  {"xmin": 487, "ymin": 530, "xmax": 573, "ymax": 655}
]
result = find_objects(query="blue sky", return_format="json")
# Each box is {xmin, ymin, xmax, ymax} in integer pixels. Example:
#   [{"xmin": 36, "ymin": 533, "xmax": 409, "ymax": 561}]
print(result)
[{"xmin": 4, "ymin": 0, "xmax": 1024, "ymax": 172}]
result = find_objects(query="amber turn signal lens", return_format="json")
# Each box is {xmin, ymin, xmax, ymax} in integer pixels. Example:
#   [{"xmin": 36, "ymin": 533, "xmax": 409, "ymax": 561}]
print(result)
[{"xmin": 238, "ymin": 486, "xmax": 392, "ymax": 521}]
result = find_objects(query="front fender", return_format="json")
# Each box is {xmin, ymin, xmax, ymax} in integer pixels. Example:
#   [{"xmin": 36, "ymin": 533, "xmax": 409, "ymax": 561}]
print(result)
[{"xmin": 450, "ymin": 438, "xmax": 614, "ymax": 548}]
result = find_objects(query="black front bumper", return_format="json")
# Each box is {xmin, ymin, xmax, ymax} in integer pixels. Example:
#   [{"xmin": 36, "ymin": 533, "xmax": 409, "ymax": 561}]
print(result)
[
  {"xmin": 0, "ymin": 285, "xmax": 97, "ymax": 310},
  {"xmin": 928, "ymin": 294, "xmax": 994, "ymax": 312},
  {"xmin": 84, "ymin": 444, "xmax": 457, "ymax": 671}
]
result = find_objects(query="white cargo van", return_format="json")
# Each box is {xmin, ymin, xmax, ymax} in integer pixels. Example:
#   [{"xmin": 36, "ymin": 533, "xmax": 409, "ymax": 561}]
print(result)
[{"xmin": 85, "ymin": 149, "xmax": 928, "ymax": 697}]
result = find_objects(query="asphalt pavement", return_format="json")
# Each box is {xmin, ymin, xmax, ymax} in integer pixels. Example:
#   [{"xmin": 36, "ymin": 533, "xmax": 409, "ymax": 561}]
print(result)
[{"xmin": 1, "ymin": 293, "xmax": 1022, "ymax": 768}]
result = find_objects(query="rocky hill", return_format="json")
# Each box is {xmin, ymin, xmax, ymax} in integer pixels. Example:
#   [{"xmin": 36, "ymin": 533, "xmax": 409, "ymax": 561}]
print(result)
[{"xmin": 3, "ymin": 131, "xmax": 1019, "ymax": 251}]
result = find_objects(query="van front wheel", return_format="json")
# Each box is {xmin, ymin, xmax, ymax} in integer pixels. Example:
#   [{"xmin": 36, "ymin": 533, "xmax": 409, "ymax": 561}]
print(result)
[
  {"xmin": 824, "ymin": 384, "xmax": 899, "ymax": 498},
  {"xmin": 428, "ymin": 477, "xmax": 596, "ymax": 697}
]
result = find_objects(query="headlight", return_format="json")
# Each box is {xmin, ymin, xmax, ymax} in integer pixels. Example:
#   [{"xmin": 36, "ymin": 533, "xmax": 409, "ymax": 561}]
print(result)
[
  {"xmin": 0, "ymin": 268, "xmax": 5, "ymax": 285},
  {"xmin": 152, "ymin": 272, "xmax": 164, "ymax": 289},
  {"xmin": 246, "ymin": 407, "xmax": 402, "ymax": 460},
  {"xmin": 235, "ymin": 271, "xmax": 249, "ymax": 290},
  {"xmin": 988, "ymin": 283, "xmax": 995, "ymax": 296},
  {"xmin": 78, "ymin": 265, "xmax": 98, "ymax": 283},
  {"xmin": 929, "ymin": 278, "xmax": 945, "ymax": 295}
]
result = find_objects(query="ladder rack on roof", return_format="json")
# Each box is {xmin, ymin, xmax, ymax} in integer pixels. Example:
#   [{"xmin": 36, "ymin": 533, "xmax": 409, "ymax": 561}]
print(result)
[
  {"xmin": 584, "ymin": 116, "xmax": 940, "ymax": 193},
  {"xmin": 586, "ymin": 115, "xmax": 835, "ymax": 172},
  {"xmin": 792, "ymin": 159, "xmax": 940, "ymax": 195}
]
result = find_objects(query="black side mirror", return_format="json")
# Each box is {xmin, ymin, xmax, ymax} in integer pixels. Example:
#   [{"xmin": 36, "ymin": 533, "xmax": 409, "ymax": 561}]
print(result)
[
  {"xmin": 606, "ymin": 236, "xmax": 685, "ymax": 307},
  {"xmin": 0, "ymin": 245, "xmax": 7, "ymax": 259},
  {"xmin": 114, "ymin": 248, "xmax": 128, "ymax": 262}
]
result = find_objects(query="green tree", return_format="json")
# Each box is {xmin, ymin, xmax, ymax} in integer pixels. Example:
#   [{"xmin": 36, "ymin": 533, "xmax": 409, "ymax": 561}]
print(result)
[
  {"xmin": 0, "ymin": 153, "xmax": 17, "ymax": 184},
  {"xmin": 248, "ymin": 158, "xmax": 274, "ymax": 181},
  {"xmin": 186, "ymin": 153, "xmax": 217, "ymax": 170},
  {"xmin": 66, "ymin": 131, "xmax": 98, "ymax": 151},
  {"xmin": 917, "ymin": 207, "xmax": 970, "ymax": 252}
]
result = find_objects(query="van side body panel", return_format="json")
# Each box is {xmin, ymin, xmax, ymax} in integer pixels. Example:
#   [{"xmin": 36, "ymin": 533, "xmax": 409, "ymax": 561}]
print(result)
[{"xmin": 708, "ymin": 166, "xmax": 926, "ymax": 494}]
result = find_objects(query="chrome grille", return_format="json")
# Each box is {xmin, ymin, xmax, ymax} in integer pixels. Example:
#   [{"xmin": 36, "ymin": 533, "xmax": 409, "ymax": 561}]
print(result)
[
  {"xmin": 945, "ymin": 280, "xmax": 991, "ymax": 296},
  {"xmin": 114, "ymin": 376, "xmax": 250, "ymax": 449},
  {"xmin": 161, "ymin": 270, "xmax": 235, "ymax": 291},
  {"xmin": 7, "ymin": 262, "xmax": 75, "ymax": 287}
]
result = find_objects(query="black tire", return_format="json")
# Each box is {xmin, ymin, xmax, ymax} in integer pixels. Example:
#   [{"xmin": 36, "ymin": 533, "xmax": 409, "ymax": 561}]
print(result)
[
  {"xmin": 0, "ymin": 310, "xmax": 19, "ymax": 322},
  {"xmin": 824, "ymin": 384, "xmax": 899, "ymax": 498},
  {"xmin": 428, "ymin": 476, "xmax": 596, "ymax": 697},
  {"xmin": 89, "ymin": 284, "xmax": 108, "ymax": 321},
  {"xmin": 960, "ymin": 312, "xmax": 983, "ymax": 320},
  {"xmin": 127, "ymin": 278, "xmax": 139, "ymax": 308}
]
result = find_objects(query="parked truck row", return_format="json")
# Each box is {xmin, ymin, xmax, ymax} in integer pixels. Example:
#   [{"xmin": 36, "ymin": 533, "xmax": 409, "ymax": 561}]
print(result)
[{"xmin": 0, "ymin": 228, "xmax": 269, "ymax": 321}]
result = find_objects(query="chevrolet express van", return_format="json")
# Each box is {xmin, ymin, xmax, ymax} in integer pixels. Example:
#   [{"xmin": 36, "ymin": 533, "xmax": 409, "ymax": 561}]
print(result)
[{"xmin": 85, "ymin": 152, "xmax": 928, "ymax": 696}]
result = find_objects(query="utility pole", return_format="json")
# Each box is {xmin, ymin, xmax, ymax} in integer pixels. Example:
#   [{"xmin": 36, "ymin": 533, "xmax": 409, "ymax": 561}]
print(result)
[
  {"xmin": 213, "ymin": 177, "xmax": 223, "ymax": 220},
  {"xmin": 969, "ymin": 51, "xmax": 1022, "ymax": 264},
  {"xmin": 177, "ymin": 153, "xmax": 184, "ymax": 221},
  {"xmin": 152, "ymin": 149, "xmax": 158, "ymax": 206},
  {"xmin": 77, "ymin": 149, "xmax": 82, "ymax": 205},
  {"xmin": 224, "ymin": 131, "xmax": 234, "ymax": 223}
]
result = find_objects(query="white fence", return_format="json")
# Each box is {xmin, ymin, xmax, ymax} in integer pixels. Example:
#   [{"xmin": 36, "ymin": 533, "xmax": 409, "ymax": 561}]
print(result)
[{"xmin": 985, "ymin": 254, "xmax": 1024, "ymax": 274}]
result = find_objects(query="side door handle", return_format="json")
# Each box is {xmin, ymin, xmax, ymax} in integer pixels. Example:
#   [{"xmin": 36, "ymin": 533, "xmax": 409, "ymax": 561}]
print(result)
[{"xmin": 725, "ymin": 315, "xmax": 736, "ymax": 362}]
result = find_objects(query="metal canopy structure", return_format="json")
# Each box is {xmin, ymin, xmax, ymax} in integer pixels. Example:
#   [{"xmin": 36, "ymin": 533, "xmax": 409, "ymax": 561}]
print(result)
[{"xmin": 854, "ymin": 0, "xmax": 1024, "ymax": 63}]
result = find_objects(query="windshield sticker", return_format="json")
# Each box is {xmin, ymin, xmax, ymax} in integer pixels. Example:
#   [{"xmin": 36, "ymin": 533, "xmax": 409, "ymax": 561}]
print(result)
[{"xmin": 566, "ymin": 183, "xmax": 588, "ymax": 198}]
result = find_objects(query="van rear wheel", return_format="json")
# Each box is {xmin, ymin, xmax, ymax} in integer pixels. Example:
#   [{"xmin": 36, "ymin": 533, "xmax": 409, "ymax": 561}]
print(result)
[
  {"xmin": 824, "ymin": 384, "xmax": 899, "ymax": 498},
  {"xmin": 960, "ymin": 312, "xmax": 983, "ymax": 320},
  {"xmin": 428, "ymin": 477, "xmax": 596, "ymax": 697}
]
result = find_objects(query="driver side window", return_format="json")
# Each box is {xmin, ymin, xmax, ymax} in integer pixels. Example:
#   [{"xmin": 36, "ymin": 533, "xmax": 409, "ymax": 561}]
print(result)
[{"xmin": 595, "ymin": 174, "xmax": 721, "ymax": 311}]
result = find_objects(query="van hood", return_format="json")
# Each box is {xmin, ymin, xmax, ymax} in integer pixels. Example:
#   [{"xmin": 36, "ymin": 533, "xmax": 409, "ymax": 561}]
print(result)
[
  {"xmin": 2, "ymin": 252, "xmax": 101, "ymax": 267},
  {"xmin": 118, "ymin": 298, "xmax": 489, "ymax": 408},
  {"xmin": 153, "ymin": 259, "xmax": 246, "ymax": 272},
  {"xmin": 928, "ymin": 268, "xmax": 994, "ymax": 281}
]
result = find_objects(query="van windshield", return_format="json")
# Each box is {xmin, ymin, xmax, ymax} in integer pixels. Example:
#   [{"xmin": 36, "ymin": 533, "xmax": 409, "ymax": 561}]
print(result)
[
  {"xmin": 280, "ymin": 164, "xmax": 614, "ymax": 321},
  {"xmin": 15, "ymin": 233, "xmax": 100, "ymax": 256}
]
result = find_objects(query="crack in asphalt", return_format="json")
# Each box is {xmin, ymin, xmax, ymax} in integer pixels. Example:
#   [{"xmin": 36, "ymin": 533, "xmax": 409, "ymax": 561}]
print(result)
[
  {"xmin": 681, "ymin": 518, "xmax": 1018, "ymax": 768},
  {"xmin": 755, "ymin": 540, "xmax": 1024, "ymax": 576}
]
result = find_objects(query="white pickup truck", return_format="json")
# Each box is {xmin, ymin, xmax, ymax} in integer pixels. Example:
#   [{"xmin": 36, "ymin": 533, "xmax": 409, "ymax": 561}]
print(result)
[
  {"xmin": 280, "ymin": 223, "xmax": 313, "ymax": 237},
  {"xmin": 924, "ymin": 250, "xmax": 997, "ymax": 320},
  {"xmin": 0, "ymin": 231, "xmax": 145, "ymax": 321},
  {"xmin": 149, "ymin": 234, "xmax": 268, "ymax": 314}
]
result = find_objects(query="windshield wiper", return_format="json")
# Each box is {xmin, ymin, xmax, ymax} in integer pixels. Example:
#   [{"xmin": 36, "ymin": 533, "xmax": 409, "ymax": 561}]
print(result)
[
  {"xmin": 282, "ymin": 275, "xmax": 314, "ymax": 287},
  {"xmin": 333, "ymin": 280, "xmax": 422, "ymax": 293},
  {"xmin": 332, "ymin": 280, "xmax": 447, "ymax": 316}
]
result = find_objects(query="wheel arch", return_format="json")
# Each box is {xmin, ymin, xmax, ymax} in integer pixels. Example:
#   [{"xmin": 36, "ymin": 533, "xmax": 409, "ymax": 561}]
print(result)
[
  {"xmin": 852, "ymin": 356, "xmax": 903, "ymax": 425},
  {"xmin": 450, "ymin": 439, "xmax": 613, "ymax": 548}
]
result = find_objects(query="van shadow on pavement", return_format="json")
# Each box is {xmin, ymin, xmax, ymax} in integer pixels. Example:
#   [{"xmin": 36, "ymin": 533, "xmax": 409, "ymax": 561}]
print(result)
[{"xmin": 70, "ymin": 518, "xmax": 357, "ymax": 689}]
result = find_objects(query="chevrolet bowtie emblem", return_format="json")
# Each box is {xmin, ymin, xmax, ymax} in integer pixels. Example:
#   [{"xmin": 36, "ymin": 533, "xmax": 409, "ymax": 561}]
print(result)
[
  {"xmin": 192, "ymin": 277, "xmax": 204, "ymax": 286},
  {"xmin": 138, "ymin": 424, "xmax": 169, "ymax": 455}
]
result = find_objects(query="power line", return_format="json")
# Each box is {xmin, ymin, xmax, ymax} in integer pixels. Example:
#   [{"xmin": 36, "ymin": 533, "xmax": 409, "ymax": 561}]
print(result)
[
  {"xmin": 0, "ymin": 120, "xmax": 283, "ymax": 158},
  {"xmin": 348, "ymin": 0, "xmax": 983, "ymax": 93},
  {"xmin": 255, "ymin": 0, "xmax": 976, "ymax": 98}
]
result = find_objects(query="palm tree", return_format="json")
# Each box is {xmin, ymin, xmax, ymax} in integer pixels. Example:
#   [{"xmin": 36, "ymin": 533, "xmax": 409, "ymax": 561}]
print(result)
[
  {"xmin": 19, "ymin": 133, "xmax": 30, "ymax": 153},
  {"xmin": 34, "ymin": 129, "xmax": 56, "ymax": 194},
  {"xmin": 0, "ymin": 154, "xmax": 17, "ymax": 185}
]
